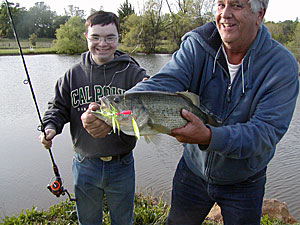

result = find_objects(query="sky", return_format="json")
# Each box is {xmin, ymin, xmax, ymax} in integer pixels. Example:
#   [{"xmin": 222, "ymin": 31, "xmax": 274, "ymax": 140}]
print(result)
[{"xmin": 6, "ymin": 0, "xmax": 300, "ymax": 22}]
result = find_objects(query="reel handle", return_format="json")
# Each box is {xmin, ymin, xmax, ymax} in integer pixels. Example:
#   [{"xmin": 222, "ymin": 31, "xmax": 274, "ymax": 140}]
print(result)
[{"xmin": 47, "ymin": 176, "xmax": 76, "ymax": 201}]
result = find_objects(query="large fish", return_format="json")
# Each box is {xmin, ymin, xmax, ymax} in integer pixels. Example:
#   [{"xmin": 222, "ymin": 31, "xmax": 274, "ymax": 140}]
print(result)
[{"xmin": 92, "ymin": 91, "xmax": 222, "ymax": 138}]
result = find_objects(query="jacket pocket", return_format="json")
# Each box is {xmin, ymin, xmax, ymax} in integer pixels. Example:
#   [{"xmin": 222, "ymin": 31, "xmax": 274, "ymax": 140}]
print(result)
[{"xmin": 246, "ymin": 152, "xmax": 271, "ymax": 171}]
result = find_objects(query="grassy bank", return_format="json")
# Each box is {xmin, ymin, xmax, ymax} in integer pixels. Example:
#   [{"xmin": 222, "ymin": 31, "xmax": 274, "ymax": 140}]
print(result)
[
  {"xmin": 0, "ymin": 48, "xmax": 56, "ymax": 55},
  {"xmin": 1, "ymin": 193, "xmax": 298, "ymax": 225},
  {"xmin": 0, "ymin": 38, "xmax": 56, "ymax": 56},
  {"xmin": 0, "ymin": 38, "xmax": 171, "ymax": 56}
]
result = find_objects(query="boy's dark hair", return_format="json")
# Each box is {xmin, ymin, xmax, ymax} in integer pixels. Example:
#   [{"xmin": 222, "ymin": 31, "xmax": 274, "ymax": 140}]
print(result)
[{"xmin": 85, "ymin": 11, "xmax": 120, "ymax": 34}]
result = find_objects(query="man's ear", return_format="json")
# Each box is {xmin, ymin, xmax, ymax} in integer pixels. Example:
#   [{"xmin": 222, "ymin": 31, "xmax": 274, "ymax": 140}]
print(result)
[{"xmin": 256, "ymin": 8, "xmax": 266, "ymax": 26}]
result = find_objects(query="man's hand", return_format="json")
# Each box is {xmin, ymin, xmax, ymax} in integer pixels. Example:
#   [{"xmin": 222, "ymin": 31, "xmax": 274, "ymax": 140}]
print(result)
[
  {"xmin": 81, "ymin": 102, "xmax": 112, "ymax": 138},
  {"xmin": 170, "ymin": 109, "xmax": 212, "ymax": 145},
  {"xmin": 40, "ymin": 128, "xmax": 56, "ymax": 149}
]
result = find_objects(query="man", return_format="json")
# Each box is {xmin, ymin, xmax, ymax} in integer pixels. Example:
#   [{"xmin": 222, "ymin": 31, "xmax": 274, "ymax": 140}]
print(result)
[
  {"xmin": 40, "ymin": 11, "xmax": 148, "ymax": 225},
  {"xmin": 82, "ymin": 0, "xmax": 299, "ymax": 224}
]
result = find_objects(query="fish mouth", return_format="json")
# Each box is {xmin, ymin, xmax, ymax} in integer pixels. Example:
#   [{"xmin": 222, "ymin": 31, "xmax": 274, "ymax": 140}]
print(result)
[{"xmin": 99, "ymin": 97, "xmax": 111, "ymax": 111}]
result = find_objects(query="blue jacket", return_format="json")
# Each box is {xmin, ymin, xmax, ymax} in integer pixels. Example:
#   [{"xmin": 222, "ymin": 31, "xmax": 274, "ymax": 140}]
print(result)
[{"xmin": 130, "ymin": 22, "xmax": 299, "ymax": 184}]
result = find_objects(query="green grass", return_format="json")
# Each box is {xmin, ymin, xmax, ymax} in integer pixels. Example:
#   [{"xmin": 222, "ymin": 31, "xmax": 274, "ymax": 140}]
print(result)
[
  {"xmin": 0, "ymin": 38, "xmax": 56, "ymax": 55},
  {"xmin": 0, "ymin": 47, "xmax": 56, "ymax": 55},
  {"xmin": 1, "ymin": 193, "xmax": 299, "ymax": 225},
  {"xmin": 2, "ymin": 193, "xmax": 168, "ymax": 225}
]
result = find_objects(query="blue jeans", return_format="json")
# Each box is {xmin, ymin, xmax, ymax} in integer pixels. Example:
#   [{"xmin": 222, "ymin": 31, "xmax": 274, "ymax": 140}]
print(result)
[
  {"xmin": 167, "ymin": 157, "xmax": 266, "ymax": 225},
  {"xmin": 72, "ymin": 152, "xmax": 135, "ymax": 225}
]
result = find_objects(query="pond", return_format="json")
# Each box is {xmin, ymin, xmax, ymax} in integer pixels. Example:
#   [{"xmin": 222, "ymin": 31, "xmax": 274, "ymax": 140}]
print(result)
[{"xmin": 0, "ymin": 54, "xmax": 299, "ymax": 221}]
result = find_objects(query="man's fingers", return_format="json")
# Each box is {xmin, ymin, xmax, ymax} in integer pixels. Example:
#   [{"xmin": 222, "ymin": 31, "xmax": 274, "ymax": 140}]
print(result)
[{"xmin": 181, "ymin": 109, "xmax": 198, "ymax": 123}]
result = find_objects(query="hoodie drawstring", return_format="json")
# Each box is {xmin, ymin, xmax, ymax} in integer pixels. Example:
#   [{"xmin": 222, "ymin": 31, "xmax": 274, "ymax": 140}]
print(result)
[
  {"xmin": 241, "ymin": 58, "xmax": 245, "ymax": 96},
  {"xmin": 105, "ymin": 62, "xmax": 130, "ymax": 87},
  {"xmin": 213, "ymin": 45, "xmax": 222, "ymax": 75},
  {"xmin": 215, "ymin": 44, "xmax": 249, "ymax": 97},
  {"xmin": 90, "ymin": 64, "xmax": 94, "ymax": 102}
]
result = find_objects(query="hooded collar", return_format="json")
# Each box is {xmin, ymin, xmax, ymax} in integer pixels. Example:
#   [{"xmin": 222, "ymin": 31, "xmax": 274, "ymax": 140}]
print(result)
[
  {"xmin": 80, "ymin": 49, "xmax": 140, "ymax": 72},
  {"xmin": 183, "ymin": 22, "xmax": 271, "ymax": 92}
]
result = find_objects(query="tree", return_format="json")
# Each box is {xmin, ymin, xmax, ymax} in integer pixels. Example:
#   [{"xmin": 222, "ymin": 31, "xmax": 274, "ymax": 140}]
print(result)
[
  {"xmin": 121, "ymin": 13, "xmax": 143, "ymax": 53},
  {"xmin": 121, "ymin": 0, "xmax": 216, "ymax": 53},
  {"xmin": 1, "ymin": 1, "xmax": 72, "ymax": 39},
  {"xmin": 118, "ymin": 0, "xmax": 135, "ymax": 25},
  {"xmin": 286, "ymin": 22, "xmax": 300, "ymax": 62},
  {"xmin": 265, "ymin": 22, "xmax": 285, "ymax": 43},
  {"xmin": 25, "ymin": 2, "xmax": 56, "ymax": 38},
  {"xmin": 64, "ymin": 5, "xmax": 85, "ymax": 19},
  {"xmin": 122, "ymin": 0, "xmax": 166, "ymax": 53},
  {"xmin": 118, "ymin": 0, "xmax": 135, "ymax": 39},
  {"xmin": 50, "ymin": 15, "xmax": 70, "ymax": 38},
  {"xmin": 0, "ymin": 1, "xmax": 26, "ymax": 38},
  {"xmin": 53, "ymin": 16, "xmax": 87, "ymax": 54},
  {"xmin": 192, "ymin": 0, "xmax": 215, "ymax": 25},
  {"xmin": 139, "ymin": 0, "xmax": 166, "ymax": 53},
  {"xmin": 165, "ymin": 0, "xmax": 215, "ymax": 47},
  {"xmin": 265, "ymin": 20, "xmax": 298, "ymax": 45}
]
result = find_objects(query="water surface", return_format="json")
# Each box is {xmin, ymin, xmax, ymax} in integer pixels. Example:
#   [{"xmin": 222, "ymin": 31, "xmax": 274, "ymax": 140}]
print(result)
[{"xmin": 0, "ymin": 54, "xmax": 299, "ymax": 221}]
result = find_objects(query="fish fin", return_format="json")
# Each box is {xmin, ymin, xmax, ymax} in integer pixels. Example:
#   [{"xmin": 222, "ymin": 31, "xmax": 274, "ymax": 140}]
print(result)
[
  {"xmin": 143, "ymin": 134, "xmax": 162, "ymax": 145},
  {"xmin": 176, "ymin": 92, "xmax": 224, "ymax": 127},
  {"xmin": 144, "ymin": 135, "xmax": 151, "ymax": 144},
  {"xmin": 151, "ymin": 124, "xmax": 171, "ymax": 134},
  {"xmin": 121, "ymin": 130, "xmax": 136, "ymax": 136},
  {"xmin": 176, "ymin": 91, "xmax": 200, "ymax": 107},
  {"xmin": 198, "ymin": 104, "xmax": 224, "ymax": 127}
]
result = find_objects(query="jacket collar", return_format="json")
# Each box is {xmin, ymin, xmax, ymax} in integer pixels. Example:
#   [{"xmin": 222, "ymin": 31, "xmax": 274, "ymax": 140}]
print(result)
[{"xmin": 183, "ymin": 22, "xmax": 271, "ymax": 92}]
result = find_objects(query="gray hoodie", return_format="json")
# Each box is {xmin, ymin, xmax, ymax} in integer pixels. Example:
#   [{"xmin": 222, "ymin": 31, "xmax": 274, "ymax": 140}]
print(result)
[{"xmin": 43, "ymin": 50, "xmax": 148, "ymax": 157}]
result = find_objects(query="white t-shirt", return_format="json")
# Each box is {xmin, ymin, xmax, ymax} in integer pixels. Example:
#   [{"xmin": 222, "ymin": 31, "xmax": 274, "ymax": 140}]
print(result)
[{"xmin": 222, "ymin": 45, "xmax": 241, "ymax": 83}]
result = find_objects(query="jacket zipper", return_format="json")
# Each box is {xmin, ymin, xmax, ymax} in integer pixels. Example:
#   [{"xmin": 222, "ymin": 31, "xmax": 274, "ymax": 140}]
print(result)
[
  {"xmin": 205, "ymin": 151, "xmax": 214, "ymax": 182},
  {"xmin": 204, "ymin": 60, "xmax": 231, "ymax": 182},
  {"xmin": 226, "ymin": 82, "xmax": 232, "ymax": 103}
]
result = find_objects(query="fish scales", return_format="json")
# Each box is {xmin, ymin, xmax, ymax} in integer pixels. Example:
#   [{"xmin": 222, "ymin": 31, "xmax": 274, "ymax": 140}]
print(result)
[
  {"xmin": 138, "ymin": 93, "xmax": 198, "ymax": 131},
  {"xmin": 92, "ymin": 91, "xmax": 221, "ymax": 137}
]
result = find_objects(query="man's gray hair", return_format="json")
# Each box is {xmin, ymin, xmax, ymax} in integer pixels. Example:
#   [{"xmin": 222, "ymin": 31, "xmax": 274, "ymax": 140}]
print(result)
[{"xmin": 248, "ymin": 0, "xmax": 269, "ymax": 13}]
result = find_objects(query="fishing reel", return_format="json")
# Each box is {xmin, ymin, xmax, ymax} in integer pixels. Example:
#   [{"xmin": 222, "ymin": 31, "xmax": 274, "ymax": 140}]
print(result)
[
  {"xmin": 47, "ymin": 176, "xmax": 64, "ymax": 197},
  {"xmin": 47, "ymin": 176, "xmax": 76, "ymax": 201}
]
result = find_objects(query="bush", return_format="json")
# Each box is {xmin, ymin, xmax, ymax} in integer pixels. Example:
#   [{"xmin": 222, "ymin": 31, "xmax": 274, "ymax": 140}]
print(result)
[{"xmin": 53, "ymin": 16, "xmax": 87, "ymax": 55}]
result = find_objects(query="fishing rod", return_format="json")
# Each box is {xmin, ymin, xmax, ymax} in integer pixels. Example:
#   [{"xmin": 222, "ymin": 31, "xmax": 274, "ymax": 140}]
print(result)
[{"xmin": 5, "ymin": 0, "xmax": 75, "ymax": 201}]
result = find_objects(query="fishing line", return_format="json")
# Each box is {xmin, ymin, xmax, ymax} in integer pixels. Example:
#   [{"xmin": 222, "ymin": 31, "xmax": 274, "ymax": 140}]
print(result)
[{"xmin": 5, "ymin": 0, "xmax": 75, "ymax": 201}]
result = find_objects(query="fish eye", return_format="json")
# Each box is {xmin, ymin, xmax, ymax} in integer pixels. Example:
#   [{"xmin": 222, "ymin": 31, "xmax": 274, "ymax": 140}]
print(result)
[{"xmin": 113, "ymin": 97, "xmax": 120, "ymax": 103}]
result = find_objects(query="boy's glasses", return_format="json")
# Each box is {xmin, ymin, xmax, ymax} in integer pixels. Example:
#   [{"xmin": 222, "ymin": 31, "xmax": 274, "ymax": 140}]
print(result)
[{"xmin": 87, "ymin": 35, "xmax": 118, "ymax": 44}]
